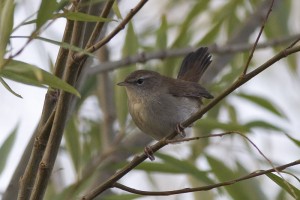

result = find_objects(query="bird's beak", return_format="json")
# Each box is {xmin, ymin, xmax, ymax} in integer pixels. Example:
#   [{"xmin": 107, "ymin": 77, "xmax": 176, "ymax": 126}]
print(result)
[{"xmin": 117, "ymin": 81, "xmax": 128, "ymax": 86}]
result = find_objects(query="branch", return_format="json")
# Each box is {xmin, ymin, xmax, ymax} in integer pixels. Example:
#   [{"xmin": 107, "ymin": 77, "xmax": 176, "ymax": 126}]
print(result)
[
  {"xmin": 242, "ymin": 0, "xmax": 274, "ymax": 75},
  {"xmin": 75, "ymin": 0, "xmax": 149, "ymax": 60},
  {"xmin": 85, "ymin": 0, "xmax": 115, "ymax": 48},
  {"xmin": 112, "ymin": 159, "xmax": 300, "ymax": 196},
  {"xmin": 80, "ymin": 2, "xmax": 300, "ymax": 199},
  {"xmin": 81, "ymin": 43, "xmax": 300, "ymax": 200},
  {"xmin": 86, "ymin": 33, "xmax": 300, "ymax": 74},
  {"xmin": 168, "ymin": 130, "xmax": 296, "ymax": 195},
  {"xmin": 28, "ymin": 2, "xmax": 88, "ymax": 199}
]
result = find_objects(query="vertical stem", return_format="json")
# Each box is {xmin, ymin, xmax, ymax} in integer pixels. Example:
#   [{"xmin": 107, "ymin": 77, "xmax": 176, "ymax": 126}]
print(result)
[
  {"xmin": 16, "ymin": 18, "xmax": 74, "ymax": 200},
  {"xmin": 29, "ymin": 3, "xmax": 87, "ymax": 198}
]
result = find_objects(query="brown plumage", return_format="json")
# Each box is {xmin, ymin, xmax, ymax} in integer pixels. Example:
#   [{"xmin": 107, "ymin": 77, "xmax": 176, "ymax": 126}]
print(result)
[{"xmin": 117, "ymin": 47, "xmax": 213, "ymax": 141}]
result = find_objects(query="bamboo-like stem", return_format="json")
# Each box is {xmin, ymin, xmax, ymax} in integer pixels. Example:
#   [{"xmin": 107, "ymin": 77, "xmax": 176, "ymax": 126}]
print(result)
[
  {"xmin": 16, "ymin": 18, "xmax": 75, "ymax": 200},
  {"xmin": 28, "ymin": 5, "xmax": 87, "ymax": 200}
]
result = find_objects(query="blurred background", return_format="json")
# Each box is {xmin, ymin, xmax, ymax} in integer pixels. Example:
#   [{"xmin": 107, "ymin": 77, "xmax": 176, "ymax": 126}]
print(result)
[{"xmin": 1, "ymin": 0, "xmax": 300, "ymax": 199}]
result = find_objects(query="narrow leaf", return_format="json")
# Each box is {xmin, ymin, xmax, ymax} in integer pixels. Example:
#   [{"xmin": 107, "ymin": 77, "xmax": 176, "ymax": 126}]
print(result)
[
  {"xmin": 266, "ymin": 173, "xmax": 300, "ymax": 198},
  {"xmin": 36, "ymin": 0, "xmax": 59, "ymax": 29},
  {"xmin": 0, "ymin": 0, "xmax": 14, "ymax": 67},
  {"xmin": 285, "ymin": 134, "xmax": 300, "ymax": 147},
  {"xmin": 1, "ymin": 59, "xmax": 80, "ymax": 97},
  {"xmin": 112, "ymin": 1, "xmax": 122, "ymax": 19},
  {"xmin": 155, "ymin": 153, "xmax": 214, "ymax": 184},
  {"xmin": 238, "ymin": 93, "xmax": 285, "ymax": 118},
  {"xmin": 0, "ymin": 77, "xmax": 22, "ymax": 98},
  {"xmin": 245, "ymin": 120, "xmax": 283, "ymax": 132},
  {"xmin": 172, "ymin": 0, "xmax": 209, "ymax": 47},
  {"xmin": 57, "ymin": 11, "xmax": 116, "ymax": 22},
  {"xmin": 206, "ymin": 155, "xmax": 250, "ymax": 200},
  {"xmin": 11, "ymin": 36, "xmax": 94, "ymax": 57},
  {"xmin": 115, "ymin": 21, "xmax": 138, "ymax": 129},
  {"xmin": 156, "ymin": 14, "xmax": 168, "ymax": 49},
  {"xmin": 0, "ymin": 125, "xmax": 17, "ymax": 174},
  {"xmin": 64, "ymin": 117, "xmax": 81, "ymax": 172},
  {"xmin": 36, "ymin": 36, "xmax": 94, "ymax": 57},
  {"xmin": 197, "ymin": 20, "xmax": 223, "ymax": 45},
  {"xmin": 103, "ymin": 194, "xmax": 141, "ymax": 200},
  {"xmin": 196, "ymin": 118, "xmax": 249, "ymax": 132},
  {"xmin": 236, "ymin": 162, "xmax": 267, "ymax": 199}
]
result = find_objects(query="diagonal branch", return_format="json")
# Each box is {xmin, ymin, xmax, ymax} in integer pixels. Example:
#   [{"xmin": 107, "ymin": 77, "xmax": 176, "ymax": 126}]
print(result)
[
  {"xmin": 81, "ymin": 42, "xmax": 300, "ymax": 200},
  {"xmin": 112, "ymin": 159, "xmax": 300, "ymax": 196},
  {"xmin": 85, "ymin": 0, "xmax": 115, "ymax": 48},
  {"xmin": 242, "ymin": 0, "xmax": 274, "ymax": 75},
  {"xmin": 75, "ymin": 0, "xmax": 149, "ymax": 60}
]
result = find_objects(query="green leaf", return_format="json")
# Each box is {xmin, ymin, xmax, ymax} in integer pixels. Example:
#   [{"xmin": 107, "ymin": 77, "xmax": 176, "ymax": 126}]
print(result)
[
  {"xmin": 57, "ymin": 11, "xmax": 116, "ymax": 22},
  {"xmin": 195, "ymin": 117, "xmax": 249, "ymax": 132},
  {"xmin": 0, "ymin": 125, "xmax": 17, "ymax": 174},
  {"xmin": 237, "ymin": 93, "xmax": 285, "ymax": 118},
  {"xmin": 1, "ymin": 59, "xmax": 81, "ymax": 97},
  {"xmin": 197, "ymin": 20, "xmax": 223, "ymax": 45},
  {"xmin": 112, "ymin": 1, "xmax": 122, "ymax": 20},
  {"xmin": 64, "ymin": 117, "xmax": 81, "ymax": 172},
  {"xmin": 206, "ymin": 155, "xmax": 251, "ymax": 200},
  {"xmin": 245, "ymin": 120, "xmax": 283, "ymax": 132},
  {"xmin": 266, "ymin": 173, "xmax": 300, "ymax": 199},
  {"xmin": 155, "ymin": 153, "xmax": 214, "ymax": 184},
  {"xmin": 285, "ymin": 134, "xmax": 300, "ymax": 148},
  {"xmin": 36, "ymin": 36, "xmax": 94, "ymax": 57},
  {"xmin": 0, "ymin": 77, "xmax": 22, "ymax": 98},
  {"xmin": 103, "ymin": 194, "xmax": 141, "ymax": 200},
  {"xmin": 172, "ymin": 0, "xmax": 209, "ymax": 47},
  {"xmin": 264, "ymin": 1, "xmax": 291, "ymax": 38},
  {"xmin": 137, "ymin": 162, "xmax": 185, "ymax": 173},
  {"xmin": 226, "ymin": 103, "xmax": 238, "ymax": 123},
  {"xmin": 235, "ymin": 162, "xmax": 267, "ymax": 199},
  {"xmin": 0, "ymin": 0, "xmax": 14, "ymax": 67},
  {"xmin": 156, "ymin": 14, "xmax": 168, "ymax": 49},
  {"xmin": 11, "ymin": 36, "xmax": 94, "ymax": 57},
  {"xmin": 115, "ymin": 21, "xmax": 138, "ymax": 129},
  {"xmin": 36, "ymin": 0, "xmax": 59, "ymax": 29}
]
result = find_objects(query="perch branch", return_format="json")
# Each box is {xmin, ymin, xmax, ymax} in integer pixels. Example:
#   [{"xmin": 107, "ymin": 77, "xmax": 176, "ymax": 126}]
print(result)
[
  {"xmin": 112, "ymin": 159, "xmax": 300, "ymax": 196},
  {"xmin": 81, "ymin": 43, "xmax": 300, "ymax": 200}
]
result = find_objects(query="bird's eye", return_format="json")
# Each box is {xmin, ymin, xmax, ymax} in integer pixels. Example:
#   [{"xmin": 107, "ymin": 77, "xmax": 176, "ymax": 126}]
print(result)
[{"xmin": 136, "ymin": 78, "xmax": 144, "ymax": 85}]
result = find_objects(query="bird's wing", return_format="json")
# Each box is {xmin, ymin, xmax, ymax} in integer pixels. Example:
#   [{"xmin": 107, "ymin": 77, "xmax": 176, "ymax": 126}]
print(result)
[
  {"xmin": 168, "ymin": 80, "xmax": 213, "ymax": 99},
  {"xmin": 177, "ymin": 47, "xmax": 212, "ymax": 82}
]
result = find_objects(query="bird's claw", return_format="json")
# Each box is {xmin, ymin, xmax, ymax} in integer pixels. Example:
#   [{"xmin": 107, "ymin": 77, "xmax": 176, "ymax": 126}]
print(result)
[
  {"xmin": 144, "ymin": 146, "xmax": 155, "ymax": 161},
  {"xmin": 175, "ymin": 123, "xmax": 186, "ymax": 138}
]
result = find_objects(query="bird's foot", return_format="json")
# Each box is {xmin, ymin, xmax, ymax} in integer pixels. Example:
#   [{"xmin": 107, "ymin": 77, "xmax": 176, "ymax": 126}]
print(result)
[
  {"xmin": 144, "ymin": 146, "xmax": 155, "ymax": 161},
  {"xmin": 175, "ymin": 123, "xmax": 186, "ymax": 138}
]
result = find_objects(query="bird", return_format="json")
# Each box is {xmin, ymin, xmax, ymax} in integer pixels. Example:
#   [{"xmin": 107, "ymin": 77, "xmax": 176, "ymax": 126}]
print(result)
[{"xmin": 117, "ymin": 47, "xmax": 213, "ymax": 160}]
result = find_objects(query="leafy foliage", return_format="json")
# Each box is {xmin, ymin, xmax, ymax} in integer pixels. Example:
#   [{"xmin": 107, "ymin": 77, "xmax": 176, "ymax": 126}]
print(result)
[{"xmin": 1, "ymin": 1, "xmax": 300, "ymax": 200}]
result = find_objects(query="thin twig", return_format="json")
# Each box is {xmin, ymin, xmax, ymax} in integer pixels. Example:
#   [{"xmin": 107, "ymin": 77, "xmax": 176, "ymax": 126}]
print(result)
[
  {"xmin": 112, "ymin": 159, "xmax": 300, "ymax": 196},
  {"xmin": 170, "ymin": 131, "xmax": 294, "ymax": 196},
  {"xmin": 75, "ymin": 0, "xmax": 149, "ymax": 60},
  {"xmin": 242, "ymin": 0, "xmax": 275, "ymax": 75},
  {"xmin": 85, "ymin": 0, "xmax": 115, "ymax": 48}
]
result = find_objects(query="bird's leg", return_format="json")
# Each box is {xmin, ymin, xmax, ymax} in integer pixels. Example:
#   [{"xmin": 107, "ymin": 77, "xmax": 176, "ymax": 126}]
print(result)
[
  {"xmin": 144, "ymin": 146, "xmax": 155, "ymax": 161},
  {"xmin": 175, "ymin": 123, "xmax": 186, "ymax": 138}
]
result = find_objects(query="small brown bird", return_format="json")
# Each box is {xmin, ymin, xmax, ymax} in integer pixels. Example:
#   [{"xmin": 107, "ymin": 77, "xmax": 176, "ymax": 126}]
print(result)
[{"xmin": 118, "ymin": 47, "xmax": 213, "ymax": 160}]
